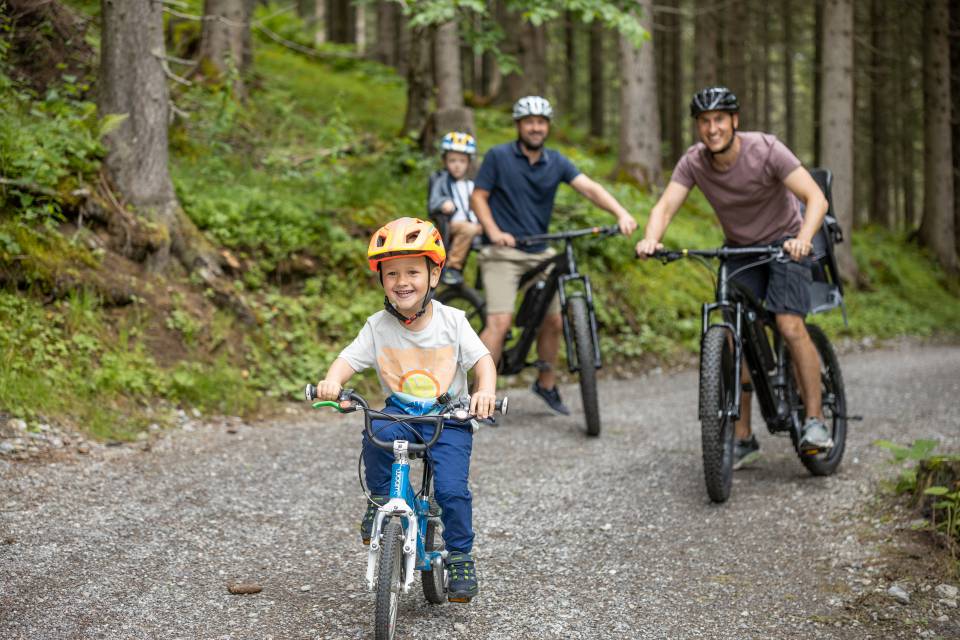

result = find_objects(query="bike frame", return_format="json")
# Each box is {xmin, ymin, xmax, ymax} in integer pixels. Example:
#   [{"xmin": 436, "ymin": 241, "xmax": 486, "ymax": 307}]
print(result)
[
  {"xmin": 697, "ymin": 250, "xmax": 801, "ymax": 436},
  {"xmin": 499, "ymin": 227, "xmax": 612, "ymax": 376},
  {"xmin": 367, "ymin": 438, "xmax": 442, "ymax": 594}
]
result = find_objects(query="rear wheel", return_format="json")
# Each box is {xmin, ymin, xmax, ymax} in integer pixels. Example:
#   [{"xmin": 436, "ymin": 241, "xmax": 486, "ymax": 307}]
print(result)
[
  {"xmin": 436, "ymin": 285, "xmax": 486, "ymax": 334},
  {"xmin": 699, "ymin": 326, "xmax": 737, "ymax": 503},
  {"xmin": 567, "ymin": 296, "xmax": 601, "ymax": 437},
  {"xmin": 793, "ymin": 323, "xmax": 847, "ymax": 476},
  {"xmin": 374, "ymin": 521, "xmax": 405, "ymax": 640},
  {"xmin": 420, "ymin": 517, "xmax": 446, "ymax": 604}
]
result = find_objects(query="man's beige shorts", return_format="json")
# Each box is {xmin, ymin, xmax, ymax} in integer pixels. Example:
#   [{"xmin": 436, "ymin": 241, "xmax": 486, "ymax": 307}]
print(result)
[{"xmin": 478, "ymin": 245, "xmax": 561, "ymax": 316}]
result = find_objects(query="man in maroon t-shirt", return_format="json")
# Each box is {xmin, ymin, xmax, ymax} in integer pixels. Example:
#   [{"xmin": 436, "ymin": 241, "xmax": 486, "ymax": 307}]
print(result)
[{"xmin": 636, "ymin": 86, "xmax": 833, "ymax": 468}]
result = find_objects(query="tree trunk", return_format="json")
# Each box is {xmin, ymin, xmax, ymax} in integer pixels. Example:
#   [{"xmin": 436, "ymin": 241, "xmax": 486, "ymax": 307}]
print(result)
[
  {"xmin": 694, "ymin": 0, "xmax": 719, "ymax": 145},
  {"xmin": 354, "ymin": 1, "xmax": 365, "ymax": 55},
  {"xmin": 615, "ymin": 0, "xmax": 661, "ymax": 189},
  {"xmin": 669, "ymin": 0, "xmax": 682, "ymax": 162},
  {"xmin": 401, "ymin": 23, "xmax": 432, "ymax": 139},
  {"xmin": 100, "ymin": 0, "xmax": 228, "ymax": 287},
  {"xmin": 951, "ymin": 0, "xmax": 960, "ymax": 252},
  {"xmin": 100, "ymin": 0, "xmax": 174, "ymax": 206},
  {"xmin": 564, "ymin": 10, "xmax": 576, "ymax": 116},
  {"xmin": 425, "ymin": 19, "xmax": 475, "ymax": 151},
  {"xmin": 693, "ymin": 0, "xmax": 718, "ymax": 90},
  {"xmin": 724, "ymin": 0, "xmax": 747, "ymax": 116},
  {"xmin": 782, "ymin": 0, "xmax": 795, "ymax": 150},
  {"xmin": 314, "ymin": 0, "xmax": 327, "ymax": 45},
  {"xmin": 819, "ymin": 0, "xmax": 859, "ymax": 282},
  {"xmin": 197, "ymin": 0, "xmax": 248, "ymax": 95},
  {"xmin": 242, "ymin": 0, "xmax": 256, "ymax": 71},
  {"xmin": 870, "ymin": 0, "xmax": 893, "ymax": 228},
  {"xmin": 658, "ymin": 0, "xmax": 682, "ymax": 163},
  {"xmin": 327, "ymin": 0, "xmax": 354, "ymax": 44},
  {"xmin": 436, "ymin": 20, "xmax": 464, "ymax": 110},
  {"xmin": 518, "ymin": 21, "xmax": 547, "ymax": 98},
  {"xmin": 589, "ymin": 20, "xmax": 604, "ymax": 138},
  {"xmin": 761, "ymin": 0, "xmax": 772, "ymax": 131},
  {"xmin": 898, "ymin": 3, "xmax": 917, "ymax": 229},
  {"xmin": 375, "ymin": 1, "xmax": 398, "ymax": 66},
  {"xmin": 813, "ymin": 0, "xmax": 823, "ymax": 166},
  {"xmin": 918, "ymin": 0, "xmax": 957, "ymax": 271}
]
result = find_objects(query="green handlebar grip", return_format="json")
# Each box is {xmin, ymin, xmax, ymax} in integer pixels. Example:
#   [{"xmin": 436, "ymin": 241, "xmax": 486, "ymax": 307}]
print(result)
[{"xmin": 312, "ymin": 401, "xmax": 344, "ymax": 411}]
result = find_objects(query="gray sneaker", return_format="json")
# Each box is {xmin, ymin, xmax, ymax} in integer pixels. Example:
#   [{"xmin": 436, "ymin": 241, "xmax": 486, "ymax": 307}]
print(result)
[
  {"xmin": 799, "ymin": 417, "xmax": 834, "ymax": 453},
  {"xmin": 733, "ymin": 435, "xmax": 760, "ymax": 470}
]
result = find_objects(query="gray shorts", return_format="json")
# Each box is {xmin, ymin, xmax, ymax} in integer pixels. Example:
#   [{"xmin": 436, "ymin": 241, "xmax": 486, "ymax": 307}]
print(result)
[{"xmin": 725, "ymin": 253, "xmax": 813, "ymax": 317}]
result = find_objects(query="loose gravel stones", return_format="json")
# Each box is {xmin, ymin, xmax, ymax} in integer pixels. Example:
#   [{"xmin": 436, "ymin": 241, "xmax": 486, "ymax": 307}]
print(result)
[{"xmin": 1, "ymin": 345, "xmax": 958, "ymax": 639}]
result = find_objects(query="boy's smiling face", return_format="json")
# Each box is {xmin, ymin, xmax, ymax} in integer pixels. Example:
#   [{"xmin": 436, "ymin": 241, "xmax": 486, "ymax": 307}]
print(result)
[
  {"xmin": 380, "ymin": 256, "xmax": 441, "ymax": 316},
  {"xmin": 443, "ymin": 151, "xmax": 470, "ymax": 180}
]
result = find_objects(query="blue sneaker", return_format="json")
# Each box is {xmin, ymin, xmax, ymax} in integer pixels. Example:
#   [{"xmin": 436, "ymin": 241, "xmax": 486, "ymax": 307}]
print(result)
[
  {"xmin": 446, "ymin": 552, "xmax": 479, "ymax": 602},
  {"xmin": 531, "ymin": 380, "xmax": 570, "ymax": 416}
]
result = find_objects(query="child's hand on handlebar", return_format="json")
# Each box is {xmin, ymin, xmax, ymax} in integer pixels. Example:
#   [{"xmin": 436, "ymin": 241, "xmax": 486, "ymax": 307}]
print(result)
[
  {"xmin": 635, "ymin": 238, "xmax": 663, "ymax": 259},
  {"xmin": 315, "ymin": 379, "xmax": 343, "ymax": 401},
  {"xmin": 470, "ymin": 389, "xmax": 497, "ymax": 419}
]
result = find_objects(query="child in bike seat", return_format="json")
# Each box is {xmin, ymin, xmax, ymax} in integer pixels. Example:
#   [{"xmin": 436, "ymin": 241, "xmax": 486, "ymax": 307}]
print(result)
[
  {"xmin": 314, "ymin": 217, "xmax": 496, "ymax": 602},
  {"xmin": 428, "ymin": 131, "xmax": 482, "ymax": 286}
]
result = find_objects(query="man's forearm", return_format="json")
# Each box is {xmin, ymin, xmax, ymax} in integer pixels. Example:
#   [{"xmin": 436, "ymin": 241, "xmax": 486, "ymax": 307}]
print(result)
[
  {"xmin": 796, "ymin": 194, "xmax": 828, "ymax": 244},
  {"xmin": 643, "ymin": 205, "xmax": 671, "ymax": 242}
]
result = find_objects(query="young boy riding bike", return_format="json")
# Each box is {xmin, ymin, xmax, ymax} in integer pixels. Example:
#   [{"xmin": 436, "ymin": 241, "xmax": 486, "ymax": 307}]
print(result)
[
  {"xmin": 314, "ymin": 217, "xmax": 497, "ymax": 601},
  {"xmin": 429, "ymin": 131, "xmax": 483, "ymax": 286}
]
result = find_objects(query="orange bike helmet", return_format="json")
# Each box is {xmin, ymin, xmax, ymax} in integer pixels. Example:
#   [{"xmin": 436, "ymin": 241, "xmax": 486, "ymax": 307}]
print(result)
[{"xmin": 367, "ymin": 217, "xmax": 446, "ymax": 272}]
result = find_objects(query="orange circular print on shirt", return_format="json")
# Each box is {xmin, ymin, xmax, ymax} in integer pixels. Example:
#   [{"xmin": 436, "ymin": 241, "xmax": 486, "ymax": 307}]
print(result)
[{"xmin": 399, "ymin": 369, "xmax": 441, "ymax": 398}]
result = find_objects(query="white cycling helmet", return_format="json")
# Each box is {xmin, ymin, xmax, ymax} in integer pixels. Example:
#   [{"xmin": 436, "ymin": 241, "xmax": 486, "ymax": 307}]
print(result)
[{"xmin": 512, "ymin": 96, "xmax": 553, "ymax": 121}]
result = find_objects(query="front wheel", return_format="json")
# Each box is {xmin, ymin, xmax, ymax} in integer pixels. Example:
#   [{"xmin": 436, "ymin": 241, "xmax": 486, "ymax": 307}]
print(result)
[
  {"xmin": 567, "ymin": 296, "xmax": 601, "ymax": 437},
  {"xmin": 795, "ymin": 323, "xmax": 847, "ymax": 476},
  {"xmin": 699, "ymin": 326, "xmax": 737, "ymax": 503},
  {"xmin": 436, "ymin": 285, "xmax": 486, "ymax": 334},
  {"xmin": 374, "ymin": 521, "xmax": 405, "ymax": 640}
]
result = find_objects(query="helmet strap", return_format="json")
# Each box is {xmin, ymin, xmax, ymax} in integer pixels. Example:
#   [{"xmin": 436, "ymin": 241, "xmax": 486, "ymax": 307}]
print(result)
[{"xmin": 379, "ymin": 257, "xmax": 440, "ymax": 326}]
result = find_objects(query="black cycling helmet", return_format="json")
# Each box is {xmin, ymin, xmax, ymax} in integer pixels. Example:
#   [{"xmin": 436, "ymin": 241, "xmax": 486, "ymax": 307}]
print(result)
[{"xmin": 689, "ymin": 86, "xmax": 739, "ymax": 118}]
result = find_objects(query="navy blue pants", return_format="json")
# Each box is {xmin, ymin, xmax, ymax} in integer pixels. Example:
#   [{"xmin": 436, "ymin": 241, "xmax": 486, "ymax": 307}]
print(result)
[{"xmin": 362, "ymin": 405, "xmax": 474, "ymax": 553}]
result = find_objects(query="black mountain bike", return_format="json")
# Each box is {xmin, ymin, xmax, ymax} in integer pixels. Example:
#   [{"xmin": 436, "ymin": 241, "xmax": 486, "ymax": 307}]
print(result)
[
  {"xmin": 437, "ymin": 225, "xmax": 618, "ymax": 436},
  {"xmin": 653, "ymin": 245, "xmax": 849, "ymax": 503}
]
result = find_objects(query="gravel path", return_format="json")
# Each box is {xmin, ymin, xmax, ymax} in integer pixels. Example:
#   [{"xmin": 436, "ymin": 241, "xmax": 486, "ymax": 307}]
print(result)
[{"xmin": 2, "ymin": 344, "xmax": 959, "ymax": 639}]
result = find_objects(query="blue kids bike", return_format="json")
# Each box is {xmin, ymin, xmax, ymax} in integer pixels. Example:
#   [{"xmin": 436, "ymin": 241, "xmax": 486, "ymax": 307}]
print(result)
[{"xmin": 304, "ymin": 385, "xmax": 507, "ymax": 640}]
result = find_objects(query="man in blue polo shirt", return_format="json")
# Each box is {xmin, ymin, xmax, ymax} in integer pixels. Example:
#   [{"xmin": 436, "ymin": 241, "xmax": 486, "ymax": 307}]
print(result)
[{"xmin": 471, "ymin": 96, "xmax": 637, "ymax": 414}]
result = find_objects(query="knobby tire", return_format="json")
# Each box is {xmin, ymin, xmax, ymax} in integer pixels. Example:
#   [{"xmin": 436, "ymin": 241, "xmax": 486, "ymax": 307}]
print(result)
[
  {"xmin": 568, "ymin": 296, "xmax": 601, "ymax": 437},
  {"xmin": 700, "ymin": 326, "xmax": 736, "ymax": 503},
  {"xmin": 374, "ymin": 521, "xmax": 405, "ymax": 640}
]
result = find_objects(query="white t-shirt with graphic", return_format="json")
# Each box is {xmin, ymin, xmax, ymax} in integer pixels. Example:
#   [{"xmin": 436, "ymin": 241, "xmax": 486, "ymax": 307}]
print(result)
[{"xmin": 339, "ymin": 300, "xmax": 489, "ymax": 413}]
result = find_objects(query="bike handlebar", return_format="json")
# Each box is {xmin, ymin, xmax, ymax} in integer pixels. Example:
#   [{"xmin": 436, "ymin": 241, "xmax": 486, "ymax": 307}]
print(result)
[
  {"xmin": 303, "ymin": 385, "xmax": 507, "ymax": 453},
  {"xmin": 647, "ymin": 246, "xmax": 785, "ymax": 263},
  {"xmin": 516, "ymin": 224, "xmax": 620, "ymax": 247}
]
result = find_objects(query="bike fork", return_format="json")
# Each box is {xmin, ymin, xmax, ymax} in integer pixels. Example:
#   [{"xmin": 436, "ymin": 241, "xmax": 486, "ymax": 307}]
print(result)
[{"xmin": 366, "ymin": 443, "xmax": 419, "ymax": 593}]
